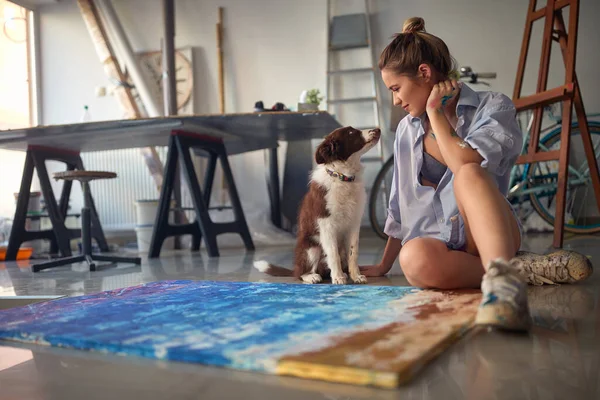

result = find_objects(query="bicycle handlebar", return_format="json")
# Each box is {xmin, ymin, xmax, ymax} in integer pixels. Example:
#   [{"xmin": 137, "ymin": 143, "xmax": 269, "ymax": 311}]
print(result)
[
  {"xmin": 476, "ymin": 72, "xmax": 497, "ymax": 79},
  {"xmin": 459, "ymin": 66, "xmax": 496, "ymax": 85}
]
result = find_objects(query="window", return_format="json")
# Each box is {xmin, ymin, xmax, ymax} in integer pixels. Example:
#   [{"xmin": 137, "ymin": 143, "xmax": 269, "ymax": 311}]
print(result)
[
  {"xmin": 0, "ymin": 0, "xmax": 36, "ymax": 129},
  {"xmin": 0, "ymin": 0, "xmax": 38, "ymax": 219}
]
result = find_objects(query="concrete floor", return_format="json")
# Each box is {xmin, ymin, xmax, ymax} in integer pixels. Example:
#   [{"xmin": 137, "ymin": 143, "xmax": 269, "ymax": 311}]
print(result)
[{"xmin": 0, "ymin": 232, "xmax": 599, "ymax": 400}]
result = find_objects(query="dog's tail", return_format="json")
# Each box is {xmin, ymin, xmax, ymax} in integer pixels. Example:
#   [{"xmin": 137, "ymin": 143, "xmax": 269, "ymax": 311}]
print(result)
[{"xmin": 253, "ymin": 260, "xmax": 294, "ymax": 277}]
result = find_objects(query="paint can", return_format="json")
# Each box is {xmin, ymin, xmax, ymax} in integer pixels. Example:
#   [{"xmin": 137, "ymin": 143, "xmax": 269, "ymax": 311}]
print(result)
[
  {"xmin": 134, "ymin": 225, "xmax": 175, "ymax": 252},
  {"xmin": 134, "ymin": 199, "xmax": 176, "ymax": 226},
  {"xmin": 13, "ymin": 192, "xmax": 43, "ymax": 253}
]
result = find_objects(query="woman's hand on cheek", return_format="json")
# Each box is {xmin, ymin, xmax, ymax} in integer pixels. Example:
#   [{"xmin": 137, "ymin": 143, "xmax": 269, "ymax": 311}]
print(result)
[{"xmin": 426, "ymin": 80, "xmax": 460, "ymax": 114}]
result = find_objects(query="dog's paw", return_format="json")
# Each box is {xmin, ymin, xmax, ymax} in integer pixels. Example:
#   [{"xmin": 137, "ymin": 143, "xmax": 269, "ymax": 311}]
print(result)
[
  {"xmin": 301, "ymin": 273, "xmax": 322, "ymax": 284},
  {"xmin": 351, "ymin": 274, "xmax": 368, "ymax": 284},
  {"xmin": 332, "ymin": 275, "xmax": 348, "ymax": 285}
]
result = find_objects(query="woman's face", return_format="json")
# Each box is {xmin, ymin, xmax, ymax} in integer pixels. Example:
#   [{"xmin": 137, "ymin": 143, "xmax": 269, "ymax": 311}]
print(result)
[{"xmin": 381, "ymin": 66, "xmax": 435, "ymax": 118}]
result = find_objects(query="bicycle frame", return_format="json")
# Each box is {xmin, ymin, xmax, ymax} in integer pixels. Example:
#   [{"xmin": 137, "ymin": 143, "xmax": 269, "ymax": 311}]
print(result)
[{"xmin": 508, "ymin": 107, "xmax": 600, "ymax": 202}]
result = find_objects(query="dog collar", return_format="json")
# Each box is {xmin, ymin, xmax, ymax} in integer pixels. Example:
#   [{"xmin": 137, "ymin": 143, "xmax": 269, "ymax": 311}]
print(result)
[{"xmin": 326, "ymin": 168, "xmax": 356, "ymax": 182}]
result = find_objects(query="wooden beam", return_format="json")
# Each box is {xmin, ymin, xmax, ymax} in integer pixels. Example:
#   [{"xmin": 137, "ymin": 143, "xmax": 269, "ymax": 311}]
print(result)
[
  {"xmin": 513, "ymin": 83, "xmax": 574, "ymax": 111},
  {"xmin": 511, "ymin": 0, "xmax": 595, "ymax": 248},
  {"xmin": 555, "ymin": 9, "xmax": 600, "ymax": 231},
  {"xmin": 217, "ymin": 7, "xmax": 225, "ymax": 114},
  {"xmin": 513, "ymin": 0, "xmax": 537, "ymax": 100},
  {"xmin": 516, "ymin": 150, "xmax": 561, "ymax": 164},
  {"xmin": 530, "ymin": 0, "xmax": 570, "ymax": 21},
  {"xmin": 527, "ymin": 0, "xmax": 557, "ymax": 155},
  {"xmin": 216, "ymin": 7, "xmax": 229, "ymax": 206},
  {"xmin": 77, "ymin": 0, "xmax": 165, "ymax": 192}
]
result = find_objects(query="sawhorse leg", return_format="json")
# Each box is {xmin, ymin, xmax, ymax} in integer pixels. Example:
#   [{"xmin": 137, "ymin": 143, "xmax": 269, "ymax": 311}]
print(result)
[
  {"xmin": 6, "ymin": 146, "xmax": 110, "ymax": 261},
  {"xmin": 149, "ymin": 132, "xmax": 255, "ymax": 258}
]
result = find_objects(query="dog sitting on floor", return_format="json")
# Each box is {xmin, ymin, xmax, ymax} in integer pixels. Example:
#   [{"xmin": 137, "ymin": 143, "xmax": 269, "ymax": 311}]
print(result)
[{"xmin": 254, "ymin": 126, "xmax": 381, "ymax": 284}]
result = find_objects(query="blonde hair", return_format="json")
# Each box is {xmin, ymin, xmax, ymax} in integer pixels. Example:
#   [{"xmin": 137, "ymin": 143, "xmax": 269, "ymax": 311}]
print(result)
[{"xmin": 379, "ymin": 17, "xmax": 459, "ymax": 80}]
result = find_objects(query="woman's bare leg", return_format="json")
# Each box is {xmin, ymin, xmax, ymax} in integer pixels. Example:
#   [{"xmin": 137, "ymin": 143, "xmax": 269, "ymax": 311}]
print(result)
[
  {"xmin": 399, "ymin": 163, "xmax": 529, "ymax": 330},
  {"xmin": 453, "ymin": 163, "xmax": 521, "ymax": 267},
  {"xmin": 399, "ymin": 163, "xmax": 521, "ymax": 289},
  {"xmin": 453, "ymin": 163, "xmax": 528, "ymax": 330}
]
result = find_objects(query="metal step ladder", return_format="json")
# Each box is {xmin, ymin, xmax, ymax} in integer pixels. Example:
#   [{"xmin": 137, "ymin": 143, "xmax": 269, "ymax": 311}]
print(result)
[{"xmin": 326, "ymin": 0, "xmax": 385, "ymax": 168}]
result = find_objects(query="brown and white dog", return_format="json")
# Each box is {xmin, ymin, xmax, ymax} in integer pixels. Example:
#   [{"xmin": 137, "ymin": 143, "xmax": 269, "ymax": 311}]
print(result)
[{"xmin": 253, "ymin": 126, "xmax": 381, "ymax": 284}]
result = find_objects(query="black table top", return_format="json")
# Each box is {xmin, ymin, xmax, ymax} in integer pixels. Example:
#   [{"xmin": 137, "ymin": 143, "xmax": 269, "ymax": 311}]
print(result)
[{"xmin": 0, "ymin": 112, "xmax": 342, "ymax": 154}]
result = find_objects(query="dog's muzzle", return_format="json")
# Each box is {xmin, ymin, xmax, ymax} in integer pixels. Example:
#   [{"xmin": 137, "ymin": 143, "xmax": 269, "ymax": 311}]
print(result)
[{"xmin": 368, "ymin": 128, "xmax": 381, "ymax": 142}]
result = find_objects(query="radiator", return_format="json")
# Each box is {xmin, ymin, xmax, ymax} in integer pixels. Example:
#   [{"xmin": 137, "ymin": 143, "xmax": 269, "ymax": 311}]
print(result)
[
  {"xmin": 81, "ymin": 147, "xmax": 216, "ymax": 231},
  {"xmin": 80, "ymin": 148, "xmax": 167, "ymax": 230}
]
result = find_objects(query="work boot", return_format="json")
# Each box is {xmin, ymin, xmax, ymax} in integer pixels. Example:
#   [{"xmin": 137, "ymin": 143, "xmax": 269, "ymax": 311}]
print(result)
[
  {"xmin": 475, "ymin": 258, "xmax": 531, "ymax": 331},
  {"xmin": 514, "ymin": 250, "xmax": 593, "ymax": 285}
]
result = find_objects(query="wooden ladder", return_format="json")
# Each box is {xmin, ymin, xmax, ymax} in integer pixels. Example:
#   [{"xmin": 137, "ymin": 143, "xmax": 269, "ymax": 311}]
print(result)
[
  {"xmin": 513, "ymin": 0, "xmax": 600, "ymax": 248},
  {"xmin": 77, "ymin": 0, "xmax": 165, "ymax": 192}
]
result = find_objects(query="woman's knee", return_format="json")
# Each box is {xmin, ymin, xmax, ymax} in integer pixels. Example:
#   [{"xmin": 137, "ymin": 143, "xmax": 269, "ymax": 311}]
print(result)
[{"xmin": 399, "ymin": 239, "xmax": 447, "ymax": 289}]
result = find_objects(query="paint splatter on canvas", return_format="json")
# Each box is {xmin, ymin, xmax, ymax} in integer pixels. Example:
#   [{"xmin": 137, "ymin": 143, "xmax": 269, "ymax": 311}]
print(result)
[{"xmin": 0, "ymin": 281, "xmax": 481, "ymax": 388}]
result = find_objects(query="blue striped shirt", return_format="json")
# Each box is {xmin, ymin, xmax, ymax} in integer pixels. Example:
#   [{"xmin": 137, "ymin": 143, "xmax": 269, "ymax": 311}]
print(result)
[{"xmin": 383, "ymin": 83, "xmax": 523, "ymax": 249}]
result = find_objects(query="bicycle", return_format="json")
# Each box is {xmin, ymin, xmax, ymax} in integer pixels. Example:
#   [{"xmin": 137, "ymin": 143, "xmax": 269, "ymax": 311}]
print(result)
[{"xmin": 368, "ymin": 67, "xmax": 600, "ymax": 240}]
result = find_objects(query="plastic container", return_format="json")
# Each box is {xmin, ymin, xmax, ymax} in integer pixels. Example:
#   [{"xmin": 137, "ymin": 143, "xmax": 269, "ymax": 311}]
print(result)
[
  {"xmin": 13, "ymin": 192, "xmax": 44, "ymax": 253},
  {"xmin": 134, "ymin": 200, "xmax": 160, "ymax": 226},
  {"xmin": 134, "ymin": 199, "xmax": 177, "ymax": 226},
  {"xmin": 81, "ymin": 105, "xmax": 91, "ymax": 122},
  {"xmin": 13, "ymin": 191, "xmax": 42, "ymax": 214},
  {"xmin": 0, "ymin": 247, "xmax": 33, "ymax": 261},
  {"xmin": 134, "ymin": 226, "xmax": 174, "ymax": 252},
  {"xmin": 134, "ymin": 200, "xmax": 178, "ymax": 252}
]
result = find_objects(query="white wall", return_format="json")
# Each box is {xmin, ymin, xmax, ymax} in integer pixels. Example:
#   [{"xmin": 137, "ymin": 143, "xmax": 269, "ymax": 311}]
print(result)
[
  {"xmin": 35, "ymin": 0, "xmax": 600, "ymax": 227},
  {"xmin": 38, "ymin": 0, "xmax": 327, "ymax": 218},
  {"xmin": 371, "ymin": 0, "xmax": 600, "ymax": 134},
  {"xmin": 41, "ymin": 0, "xmax": 328, "ymax": 121},
  {"xmin": 0, "ymin": 151, "xmax": 27, "ymax": 218}
]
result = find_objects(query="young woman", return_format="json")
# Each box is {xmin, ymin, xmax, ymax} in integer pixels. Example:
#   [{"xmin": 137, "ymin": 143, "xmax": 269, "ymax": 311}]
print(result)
[{"xmin": 360, "ymin": 17, "xmax": 592, "ymax": 331}]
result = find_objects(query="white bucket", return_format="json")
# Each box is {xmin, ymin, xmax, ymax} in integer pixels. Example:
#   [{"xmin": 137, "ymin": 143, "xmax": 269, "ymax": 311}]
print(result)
[
  {"xmin": 13, "ymin": 191, "xmax": 43, "ymax": 214},
  {"xmin": 134, "ymin": 225, "xmax": 175, "ymax": 253},
  {"xmin": 134, "ymin": 200, "xmax": 160, "ymax": 226},
  {"xmin": 134, "ymin": 199, "xmax": 176, "ymax": 226},
  {"xmin": 14, "ymin": 192, "xmax": 44, "ymax": 253}
]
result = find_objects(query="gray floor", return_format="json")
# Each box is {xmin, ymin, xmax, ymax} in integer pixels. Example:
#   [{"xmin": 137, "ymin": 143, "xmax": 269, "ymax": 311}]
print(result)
[{"xmin": 0, "ymin": 232, "xmax": 599, "ymax": 400}]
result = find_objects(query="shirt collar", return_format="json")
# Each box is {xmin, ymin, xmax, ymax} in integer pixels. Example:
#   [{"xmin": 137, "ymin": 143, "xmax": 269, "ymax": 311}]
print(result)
[
  {"xmin": 456, "ymin": 83, "xmax": 480, "ymax": 110},
  {"xmin": 407, "ymin": 83, "xmax": 480, "ymax": 127}
]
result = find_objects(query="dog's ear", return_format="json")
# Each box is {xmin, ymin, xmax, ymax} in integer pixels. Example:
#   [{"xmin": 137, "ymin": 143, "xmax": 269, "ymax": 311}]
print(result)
[{"xmin": 316, "ymin": 139, "xmax": 338, "ymax": 164}]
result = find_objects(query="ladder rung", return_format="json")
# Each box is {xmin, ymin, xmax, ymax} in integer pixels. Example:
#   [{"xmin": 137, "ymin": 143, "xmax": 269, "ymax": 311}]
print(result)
[
  {"xmin": 327, "ymin": 68, "xmax": 374, "ymax": 75},
  {"xmin": 329, "ymin": 13, "xmax": 369, "ymax": 50},
  {"xmin": 516, "ymin": 150, "xmax": 560, "ymax": 164},
  {"xmin": 514, "ymin": 83, "xmax": 574, "ymax": 112},
  {"xmin": 329, "ymin": 43, "xmax": 370, "ymax": 51},
  {"xmin": 175, "ymin": 206, "xmax": 233, "ymax": 211},
  {"xmin": 328, "ymin": 97, "xmax": 377, "ymax": 105},
  {"xmin": 530, "ymin": 0, "xmax": 570, "ymax": 21},
  {"xmin": 361, "ymin": 156, "xmax": 383, "ymax": 163},
  {"xmin": 331, "ymin": 12, "xmax": 368, "ymax": 18}
]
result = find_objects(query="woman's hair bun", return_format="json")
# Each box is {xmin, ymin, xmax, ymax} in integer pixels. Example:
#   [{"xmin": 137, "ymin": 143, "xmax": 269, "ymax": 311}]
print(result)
[{"xmin": 402, "ymin": 17, "xmax": 425, "ymax": 34}]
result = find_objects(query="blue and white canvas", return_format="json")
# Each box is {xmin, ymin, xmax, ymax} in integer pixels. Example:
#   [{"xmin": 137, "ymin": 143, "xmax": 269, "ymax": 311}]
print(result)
[{"xmin": 0, "ymin": 280, "xmax": 480, "ymax": 387}]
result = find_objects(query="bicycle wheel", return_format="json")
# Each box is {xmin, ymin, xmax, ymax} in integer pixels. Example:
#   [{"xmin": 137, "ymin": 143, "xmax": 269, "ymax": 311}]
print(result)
[
  {"xmin": 527, "ymin": 121, "xmax": 600, "ymax": 233},
  {"xmin": 369, "ymin": 156, "xmax": 394, "ymax": 240}
]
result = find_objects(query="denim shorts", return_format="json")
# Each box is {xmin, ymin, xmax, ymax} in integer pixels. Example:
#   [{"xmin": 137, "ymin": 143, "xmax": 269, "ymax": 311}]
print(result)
[{"xmin": 446, "ymin": 197, "xmax": 524, "ymax": 252}]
